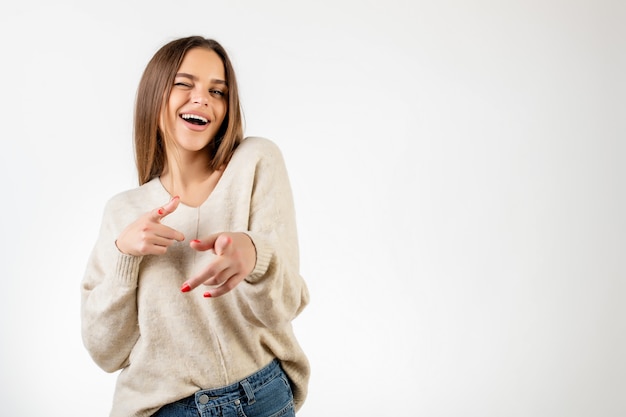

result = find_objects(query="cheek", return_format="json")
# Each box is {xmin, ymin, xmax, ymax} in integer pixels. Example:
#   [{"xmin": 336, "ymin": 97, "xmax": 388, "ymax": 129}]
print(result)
[{"xmin": 215, "ymin": 101, "xmax": 228, "ymax": 124}]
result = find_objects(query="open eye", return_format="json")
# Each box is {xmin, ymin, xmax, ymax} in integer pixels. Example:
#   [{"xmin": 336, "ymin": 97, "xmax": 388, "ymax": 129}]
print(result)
[{"xmin": 209, "ymin": 89, "xmax": 225, "ymax": 98}]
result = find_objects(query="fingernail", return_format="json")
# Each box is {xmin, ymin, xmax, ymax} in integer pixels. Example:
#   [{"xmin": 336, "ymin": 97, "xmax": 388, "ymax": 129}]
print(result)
[
  {"xmin": 181, "ymin": 283, "xmax": 191, "ymax": 293},
  {"xmin": 158, "ymin": 208, "xmax": 164, "ymax": 215},
  {"xmin": 191, "ymin": 239, "xmax": 201, "ymax": 243},
  {"xmin": 203, "ymin": 292, "xmax": 212, "ymax": 298}
]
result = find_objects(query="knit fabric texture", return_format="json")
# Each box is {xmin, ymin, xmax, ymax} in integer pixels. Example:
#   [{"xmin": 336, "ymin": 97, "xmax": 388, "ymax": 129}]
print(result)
[{"xmin": 81, "ymin": 137, "xmax": 310, "ymax": 417}]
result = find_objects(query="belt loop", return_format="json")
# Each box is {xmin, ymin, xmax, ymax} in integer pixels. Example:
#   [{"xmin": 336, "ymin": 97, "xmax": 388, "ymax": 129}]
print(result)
[{"xmin": 240, "ymin": 379, "xmax": 256, "ymax": 405}]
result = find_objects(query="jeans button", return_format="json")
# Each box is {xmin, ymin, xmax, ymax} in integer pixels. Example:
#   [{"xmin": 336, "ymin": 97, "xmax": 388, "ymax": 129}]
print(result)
[{"xmin": 198, "ymin": 394, "xmax": 209, "ymax": 404}]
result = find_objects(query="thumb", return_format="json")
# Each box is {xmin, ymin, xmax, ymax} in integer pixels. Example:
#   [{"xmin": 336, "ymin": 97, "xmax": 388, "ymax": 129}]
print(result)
[
  {"xmin": 190, "ymin": 233, "xmax": 231, "ymax": 255},
  {"xmin": 214, "ymin": 234, "xmax": 232, "ymax": 256},
  {"xmin": 153, "ymin": 196, "xmax": 181, "ymax": 221}
]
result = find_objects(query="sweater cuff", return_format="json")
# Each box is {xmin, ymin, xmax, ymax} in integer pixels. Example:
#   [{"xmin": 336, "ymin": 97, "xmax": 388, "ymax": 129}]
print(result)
[
  {"xmin": 114, "ymin": 252, "xmax": 143, "ymax": 287},
  {"xmin": 244, "ymin": 232, "xmax": 273, "ymax": 283}
]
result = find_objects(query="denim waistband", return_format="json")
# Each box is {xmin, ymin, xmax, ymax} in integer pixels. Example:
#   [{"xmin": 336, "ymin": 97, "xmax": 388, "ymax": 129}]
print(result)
[{"xmin": 175, "ymin": 359, "xmax": 283, "ymax": 408}]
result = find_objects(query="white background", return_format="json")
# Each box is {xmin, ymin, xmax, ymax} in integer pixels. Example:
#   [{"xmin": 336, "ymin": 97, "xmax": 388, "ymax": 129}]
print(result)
[{"xmin": 0, "ymin": 1, "xmax": 624, "ymax": 416}]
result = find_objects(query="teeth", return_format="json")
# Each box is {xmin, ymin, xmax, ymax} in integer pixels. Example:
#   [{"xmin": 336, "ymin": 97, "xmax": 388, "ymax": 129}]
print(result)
[{"xmin": 181, "ymin": 113, "xmax": 208, "ymax": 123}]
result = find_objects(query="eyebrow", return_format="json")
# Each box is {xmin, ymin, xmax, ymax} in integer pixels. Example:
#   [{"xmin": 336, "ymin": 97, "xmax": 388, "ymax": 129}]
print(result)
[{"xmin": 175, "ymin": 72, "xmax": 227, "ymax": 85}]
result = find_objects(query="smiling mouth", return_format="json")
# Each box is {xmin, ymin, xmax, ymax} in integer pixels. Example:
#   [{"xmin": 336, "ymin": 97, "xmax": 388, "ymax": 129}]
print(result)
[{"xmin": 180, "ymin": 113, "xmax": 209, "ymax": 126}]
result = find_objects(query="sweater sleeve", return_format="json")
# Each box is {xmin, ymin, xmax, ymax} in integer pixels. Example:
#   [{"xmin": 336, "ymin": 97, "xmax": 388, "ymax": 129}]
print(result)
[
  {"xmin": 80, "ymin": 199, "xmax": 143, "ymax": 373},
  {"xmin": 237, "ymin": 139, "xmax": 310, "ymax": 330}
]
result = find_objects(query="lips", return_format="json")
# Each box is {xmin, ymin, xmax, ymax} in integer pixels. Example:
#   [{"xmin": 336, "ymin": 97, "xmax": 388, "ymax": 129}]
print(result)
[{"xmin": 180, "ymin": 113, "xmax": 209, "ymax": 126}]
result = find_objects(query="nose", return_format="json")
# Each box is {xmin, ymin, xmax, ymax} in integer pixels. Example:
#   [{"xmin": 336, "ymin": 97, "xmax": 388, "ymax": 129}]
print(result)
[{"xmin": 191, "ymin": 89, "xmax": 210, "ymax": 106}]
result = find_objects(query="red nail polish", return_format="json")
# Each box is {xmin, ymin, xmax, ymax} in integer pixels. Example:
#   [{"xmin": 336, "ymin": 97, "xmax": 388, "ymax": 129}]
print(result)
[
  {"xmin": 191, "ymin": 239, "xmax": 201, "ymax": 243},
  {"xmin": 181, "ymin": 283, "xmax": 191, "ymax": 293},
  {"xmin": 158, "ymin": 208, "xmax": 164, "ymax": 215},
  {"xmin": 204, "ymin": 292, "xmax": 212, "ymax": 298}
]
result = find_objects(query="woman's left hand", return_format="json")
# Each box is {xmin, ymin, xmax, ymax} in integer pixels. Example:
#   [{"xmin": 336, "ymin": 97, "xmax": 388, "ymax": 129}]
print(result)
[{"xmin": 180, "ymin": 232, "xmax": 256, "ymax": 298}]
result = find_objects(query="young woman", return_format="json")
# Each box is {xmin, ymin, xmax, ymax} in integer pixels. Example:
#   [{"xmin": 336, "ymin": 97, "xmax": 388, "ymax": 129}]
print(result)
[{"xmin": 81, "ymin": 36, "xmax": 310, "ymax": 417}]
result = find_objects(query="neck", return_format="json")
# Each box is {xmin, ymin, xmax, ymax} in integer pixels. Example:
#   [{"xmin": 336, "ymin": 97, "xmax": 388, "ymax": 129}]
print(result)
[{"xmin": 160, "ymin": 152, "xmax": 221, "ymax": 207}]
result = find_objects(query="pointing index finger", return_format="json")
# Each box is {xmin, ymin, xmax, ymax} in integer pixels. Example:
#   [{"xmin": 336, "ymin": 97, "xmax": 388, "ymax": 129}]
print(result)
[{"xmin": 153, "ymin": 196, "xmax": 180, "ymax": 221}]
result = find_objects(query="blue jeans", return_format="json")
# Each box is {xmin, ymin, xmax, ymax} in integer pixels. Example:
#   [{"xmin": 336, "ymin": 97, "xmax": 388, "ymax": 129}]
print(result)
[{"xmin": 152, "ymin": 359, "xmax": 295, "ymax": 417}]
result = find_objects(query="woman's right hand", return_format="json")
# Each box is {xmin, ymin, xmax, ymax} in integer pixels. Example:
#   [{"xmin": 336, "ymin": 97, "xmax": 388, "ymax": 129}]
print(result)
[{"xmin": 115, "ymin": 196, "xmax": 185, "ymax": 256}]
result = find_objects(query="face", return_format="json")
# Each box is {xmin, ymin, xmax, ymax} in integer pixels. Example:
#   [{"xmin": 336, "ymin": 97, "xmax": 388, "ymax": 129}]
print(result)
[{"xmin": 159, "ymin": 48, "xmax": 228, "ymax": 155}]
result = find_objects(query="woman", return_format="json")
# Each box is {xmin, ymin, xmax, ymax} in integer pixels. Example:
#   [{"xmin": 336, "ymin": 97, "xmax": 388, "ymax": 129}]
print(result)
[{"xmin": 81, "ymin": 36, "xmax": 310, "ymax": 417}]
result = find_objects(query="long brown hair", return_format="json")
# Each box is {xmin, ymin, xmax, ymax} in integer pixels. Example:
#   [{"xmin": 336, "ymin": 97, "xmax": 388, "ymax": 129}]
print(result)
[{"xmin": 134, "ymin": 36, "xmax": 243, "ymax": 185}]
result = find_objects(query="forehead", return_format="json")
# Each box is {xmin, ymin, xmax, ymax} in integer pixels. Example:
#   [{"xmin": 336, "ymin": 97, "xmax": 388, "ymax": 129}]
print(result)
[{"xmin": 177, "ymin": 48, "xmax": 225, "ymax": 80}]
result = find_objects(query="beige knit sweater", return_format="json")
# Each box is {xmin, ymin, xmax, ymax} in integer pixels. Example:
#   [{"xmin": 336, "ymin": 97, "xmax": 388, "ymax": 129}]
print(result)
[{"xmin": 81, "ymin": 137, "xmax": 310, "ymax": 417}]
